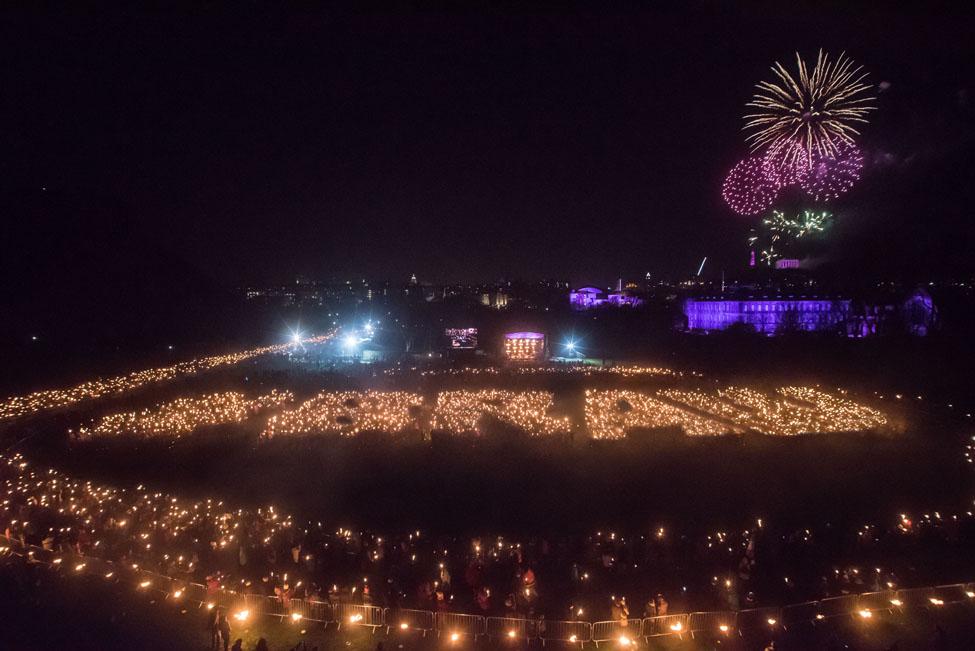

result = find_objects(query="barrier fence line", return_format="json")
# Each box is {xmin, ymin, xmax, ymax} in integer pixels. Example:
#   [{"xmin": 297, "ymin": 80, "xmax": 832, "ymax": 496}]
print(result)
[
  {"xmin": 384, "ymin": 608, "xmax": 435, "ymax": 635},
  {"xmin": 734, "ymin": 606, "xmax": 781, "ymax": 632},
  {"xmin": 591, "ymin": 618, "xmax": 643, "ymax": 645},
  {"xmin": 1, "ymin": 534, "xmax": 974, "ymax": 643},
  {"xmin": 486, "ymin": 616, "xmax": 538, "ymax": 640},
  {"xmin": 687, "ymin": 611, "xmax": 736, "ymax": 638},
  {"xmin": 855, "ymin": 589, "xmax": 899, "ymax": 612},
  {"xmin": 642, "ymin": 614, "xmax": 688, "ymax": 638},
  {"xmin": 435, "ymin": 612, "xmax": 486, "ymax": 638},
  {"xmin": 334, "ymin": 603, "xmax": 384, "ymax": 631},
  {"xmin": 540, "ymin": 619, "xmax": 591, "ymax": 644},
  {"xmin": 818, "ymin": 594, "xmax": 859, "ymax": 619},
  {"xmin": 781, "ymin": 600, "xmax": 819, "ymax": 629}
]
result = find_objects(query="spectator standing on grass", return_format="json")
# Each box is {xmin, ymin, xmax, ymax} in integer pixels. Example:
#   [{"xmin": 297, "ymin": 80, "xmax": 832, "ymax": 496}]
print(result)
[
  {"xmin": 522, "ymin": 565, "xmax": 536, "ymax": 600},
  {"xmin": 656, "ymin": 594, "xmax": 668, "ymax": 616},
  {"xmin": 643, "ymin": 597, "xmax": 657, "ymax": 618},
  {"xmin": 476, "ymin": 586, "xmax": 491, "ymax": 612},
  {"xmin": 611, "ymin": 597, "xmax": 629, "ymax": 625},
  {"xmin": 207, "ymin": 608, "xmax": 221, "ymax": 650},
  {"xmin": 218, "ymin": 612, "xmax": 232, "ymax": 651},
  {"xmin": 254, "ymin": 639, "xmax": 269, "ymax": 651}
]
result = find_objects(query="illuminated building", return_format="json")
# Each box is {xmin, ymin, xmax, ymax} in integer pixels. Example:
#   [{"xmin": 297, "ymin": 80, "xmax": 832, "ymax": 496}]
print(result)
[
  {"xmin": 569, "ymin": 287, "xmax": 643, "ymax": 310},
  {"xmin": 685, "ymin": 288, "xmax": 937, "ymax": 337},
  {"xmin": 503, "ymin": 332, "xmax": 546, "ymax": 360},
  {"xmin": 480, "ymin": 291, "xmax": 508, "ymax": 309},
  {"xmin": 684, "ymin": 297, "xmax": 849, "ymax": 334}
]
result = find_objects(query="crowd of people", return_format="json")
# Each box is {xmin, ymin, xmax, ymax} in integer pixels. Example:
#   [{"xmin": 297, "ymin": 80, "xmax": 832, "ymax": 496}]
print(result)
[{"xmin": 3, "ymin": 450, "xmax": 974, "ymax": 628}]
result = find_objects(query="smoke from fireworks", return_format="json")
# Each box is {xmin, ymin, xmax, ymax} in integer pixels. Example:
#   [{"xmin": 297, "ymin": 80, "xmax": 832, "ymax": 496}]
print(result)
[
  {"xmin": 722, "ymin": 156, "xmax": 779, "ymax": 215},
  {"xmin": 800, "ymin": 141, "xmax": 863, "ymax": 202},
  {"xmin": 748, "ymin": 209, "xmax": 831, "ymax": 265},
  {"xmin": 744, "ymin": 50, "xmax": 875, "ymax": 166}
]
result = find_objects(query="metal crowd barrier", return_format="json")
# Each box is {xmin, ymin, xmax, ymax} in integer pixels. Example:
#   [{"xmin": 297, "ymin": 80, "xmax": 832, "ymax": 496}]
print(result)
[
  {"xmin": 486, "ymin": 615, "xmax": 538, "ymax": 640},
  {"xmin": 290, "ymin": 598, "xmax": 331, "ymax": 623},
  {"xmin": 687, "ymin": 611, "xmax": 736, "ymax": 638},
  {"xmin": 856, "ymin": 590, "xmax": 899, "ymax": 612},
  {"xmin": 735, "ymin": 606, "xmax": 781, "ymax": 631},
  {"xmin": 334, "ymin": 603, "xmax": 384, "ymax": 631},
  {"xmin": 642, "ymin": 614, "xmax": 688, "ymax": 638},
  {"xmin": 781, "ymin": 600, "xmax": 819, "ymax": 629},
  {"xmin": 540, "ymin": 619, "xmax": 591, "ymax": 644},
  {"xmin": 818, "ymin": 594, "xmax": 858, "ymax": 619},
  {"xmin": 2, "ymin": 534, "xmax": 975, "ymax": 643},
  {"xmin": 591, "ymin": 618, "xmax": 643, "ymax": 644},
  {"xmin": 385, "ymin": 608, "xmax": 435, "ymax": 635},
  {"xmin": 435, "ymin": 611, "xmax": 486, "ymax": 638},
  {"xmin": 895, "ymin": 586, "xmax": 934, "ymax": 608},
  {"xmin": 932, "ymin": 583, "xmax": 971, "ymax": 604}
]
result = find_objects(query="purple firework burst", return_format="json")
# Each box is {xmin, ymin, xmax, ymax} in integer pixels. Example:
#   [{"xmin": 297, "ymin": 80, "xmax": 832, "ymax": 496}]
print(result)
[
  {"xmin": 800, "ymin": 142, "xmax": 864, "ymax": 202},
  {"xmin": 722, "ymin": 156, "xmax": 779, "ymax": 215},
  {"xmin": 763, "ymin": 140, "xmax": 811, "ymax": 189}
]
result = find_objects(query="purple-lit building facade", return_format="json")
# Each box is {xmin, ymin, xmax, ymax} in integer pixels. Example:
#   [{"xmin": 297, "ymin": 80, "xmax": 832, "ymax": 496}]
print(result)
[
  {"xmin": 569, "ymin": 287, "xmax": 643, "ymax": 310},
  {"xmin": 684, "ymin": 288, "xmax": 937, "ymax": 337},
  {"xmin": 684, "ymin": 297, "xmax": 850, "ymax": 334}
]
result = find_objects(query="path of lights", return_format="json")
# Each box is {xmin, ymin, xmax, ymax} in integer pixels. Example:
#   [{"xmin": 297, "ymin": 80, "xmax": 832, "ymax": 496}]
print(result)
[
  {"xmin": 585, "ymin": 390, "xmax": 743, "ymax": 439},
  {"xmin": 263, "ymin": 391, "xmax": 423, "ymax": 438},
  {"xmin": 382, "ymin": 365, "xmax": 677, "ymax": 378},
  {"xmin": 68, "ymin": 384, "xmax": 885, "ymax": 441},
  {"xmin": 717, "ymin": 386, "xmax": 886, "ymax": 436},
  {"xmin": 721, "ymin": 156, "xmax": 779, "ymax": 215},
  {"xmin": 2, "ymin": 408, "xmax": 973, "ymax": 627},
  {"xmin": 777, "ymin": 386, "xmax": 887, "ymax": 431},
  {"xmin": 586, "ymin": 387, "xmax": 885, "ymax": 439},
  {"xmin": 658, "ymin": 389, "xmax": 757, "ymax": 426},
  {"xmin": 74, "ymin": 390, "xmax": 293, "ymax": 439},
  {"xmin": 434, "ymin": 390, "xmax": 571, "ymax": 436},
  {"xmin": 0, "ymin": 332, "xmax": 336, "ymax": 421},
  {"xmin": 745, "ymin": 49, "xmax": 875, "ymax": 166},
  {"xmin": 0, "ymin": 381, "xmax": 970, "ymax": 632}
]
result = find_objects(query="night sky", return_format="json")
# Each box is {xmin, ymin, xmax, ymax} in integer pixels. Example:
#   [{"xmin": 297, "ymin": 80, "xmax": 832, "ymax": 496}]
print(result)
[{"xmin": 2, "ymin": 3, "xmax": 973, "ymax": 293}]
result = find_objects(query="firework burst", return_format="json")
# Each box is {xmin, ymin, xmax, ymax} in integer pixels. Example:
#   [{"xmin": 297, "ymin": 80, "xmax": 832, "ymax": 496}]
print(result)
[
  {"xmin": 745, "ymin": 50, "xmax": 875, "ymax": 166},
  {"xmin": 763, "ymin": 139, "xmax": 811, "ymax": 189},
  {"xmin": 748, "ymin": 209, "xmax": 831, "ymax": 265},
  {"xmin": 800, "ymin": 141, "xmax": 863, "ymax": 201},
  {"xmin": 722, "ymin": 156, "xmax": 779, "ymax": 215}
]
